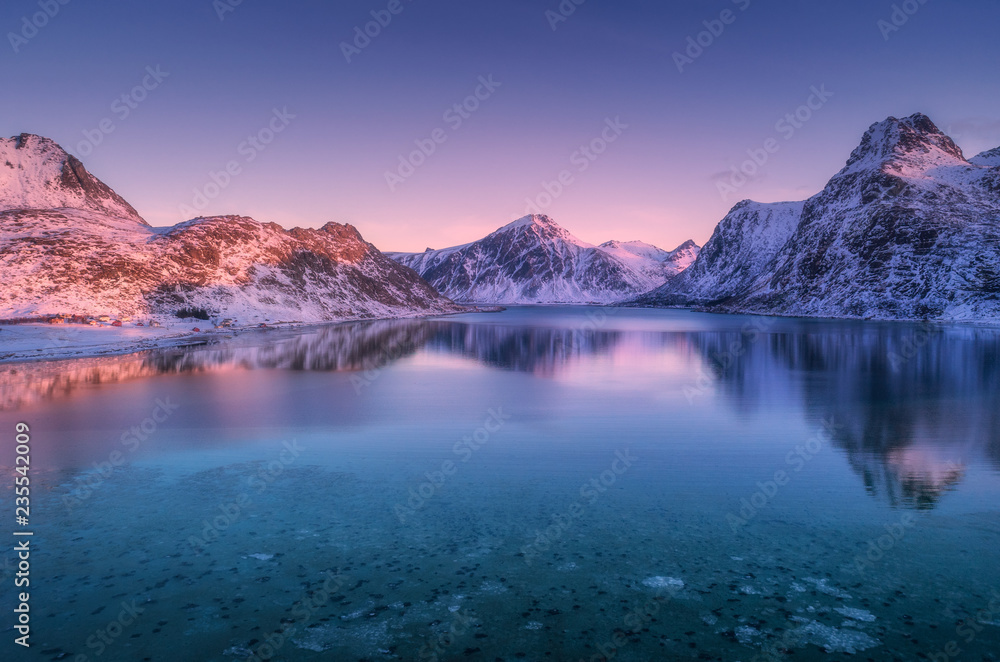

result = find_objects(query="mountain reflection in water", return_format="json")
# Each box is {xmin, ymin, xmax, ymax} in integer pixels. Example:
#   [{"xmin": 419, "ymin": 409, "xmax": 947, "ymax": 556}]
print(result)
[{"xmin": 2, "ymin": 310, "xmax": 998, "ymax": 510}]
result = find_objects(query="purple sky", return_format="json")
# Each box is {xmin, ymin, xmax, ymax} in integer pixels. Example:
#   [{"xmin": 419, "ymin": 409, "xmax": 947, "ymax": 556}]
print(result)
[{"xmin": 3, "ymin": 0, "xmax": 999, "ymax": 252}]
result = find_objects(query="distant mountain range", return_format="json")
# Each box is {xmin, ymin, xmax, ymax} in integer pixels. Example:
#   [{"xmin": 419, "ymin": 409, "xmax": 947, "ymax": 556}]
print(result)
[
  {"xmin": 3, "ymin": 112, "xmax": 998, "ymax": 327},
  {"xmin": 386, "ymin": 214, "xmax": 699, "ymax": 303},
  {"xmin": 635, "ymin": 113, "xmax": 1000, "ymax": 321},
  {"xmin": 0, "ymin": 134, "xmax": 460, "ymax": 322}
]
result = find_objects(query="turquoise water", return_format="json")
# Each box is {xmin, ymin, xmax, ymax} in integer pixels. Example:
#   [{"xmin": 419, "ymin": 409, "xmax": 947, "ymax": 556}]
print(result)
[{"xmin": 2, "ymin": 307, "xmax": 999, "ymax": 661}]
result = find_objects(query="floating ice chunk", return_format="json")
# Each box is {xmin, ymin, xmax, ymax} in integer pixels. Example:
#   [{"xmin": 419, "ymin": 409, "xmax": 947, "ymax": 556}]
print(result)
[
  {"xmin": 246, "ymin": 553, "xmax": 273, "ymax": 561},
  {"xmin": 835, "ymin": 607, "xmax": 876, "ymax": 622},
  {"xmin": 735, "ymin": 625, "xmax": 760, "ymax": 644},
  {"xmin": 524, "ymin": 621, "xmax": 544, "ymax": 630},
  {"xmin": 789, "ymin": 619, "xmax": 880, "ymax": 654},
  {"xmin": 803, "ymin": 577, "xmax": 852, "ymax": 599},
  {"xmin": 702, "ymin": 614, "xmax": 718, "ymax": 626},
  {"xmin": 739, "ymin": 585, "xmax": 760, "ymax": 595},
  {"xmin": 557, "ymin": 562, "xmax": 579, "ymax": 571},
  {"xmin": 478, "ymin": 580, "xmax": 509, "ymax": 594},
  {"xmin": 642, "ymin": 576, "xmax": 685, "ymax": 590}
]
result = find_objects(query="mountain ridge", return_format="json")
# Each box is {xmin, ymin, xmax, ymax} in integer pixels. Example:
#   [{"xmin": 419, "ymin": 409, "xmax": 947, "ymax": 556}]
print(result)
[
  {"xmin": 387, "ymin": 214, "xmax": 699, "ymax": 304},
  {"xmin": 636, "ymin": 113, "xmax": 1000, "ymax": 321},
  {"xmin": 0, "ymin": 134, "xmax": 461, "ymax": 322}
]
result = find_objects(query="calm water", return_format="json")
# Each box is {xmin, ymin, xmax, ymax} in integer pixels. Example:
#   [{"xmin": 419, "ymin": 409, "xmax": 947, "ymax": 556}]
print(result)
[{"xmin": 2, "ymin": 307, "xmax": 1000, "ymax": 661}]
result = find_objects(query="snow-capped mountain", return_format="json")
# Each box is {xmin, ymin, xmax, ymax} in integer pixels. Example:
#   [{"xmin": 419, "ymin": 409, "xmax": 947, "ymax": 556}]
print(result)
[
  {"xmin": 637, "ymin": 114, "xmax": 1000, "ymax": 321},
  {"xmin": 0, "ymin": 134, "xmax": 460, "ymax": 322},
  {"xmin": 632, "ymin": 200, "xmax": 803, "ymax": 306},
  {"xmin": 1, "ymin": 134, "xmax": 144, "ymax": 223},
  {"xmin": 386, "ymin": 214, "xmax": 698, "ymax": 303},
  {"xmin": 970, "ymin": 145, "xmax": 1000, "ymax": 167}
]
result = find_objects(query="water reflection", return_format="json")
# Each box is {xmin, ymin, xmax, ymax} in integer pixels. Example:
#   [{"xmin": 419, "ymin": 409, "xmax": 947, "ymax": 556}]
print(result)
[
  {"xmin": 3, "ymin": 310, "xmax": 999, "ymax": 508},
  {"xmin": 684, "ymin": 323, "xmax": 1000, "ymax": 509}
]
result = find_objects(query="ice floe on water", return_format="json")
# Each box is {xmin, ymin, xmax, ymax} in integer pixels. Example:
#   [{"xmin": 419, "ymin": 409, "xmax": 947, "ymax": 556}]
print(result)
[
  {"xmin": 789, "ymin": 617, "xmax": 880, "ymax": 654},
  {"xmin": 478, "ymin": 579, "xmax": 509, "ymax": 594},
  {"xmin": 835, "ymin": 606, "xmax": 877, "ymax": 622},
  {"xmin": 246, "ymin": 553, "xmax": 273, "ymax": 561},
  {"xmin": 641, "ymin": 576, "xmax": 684, "ymax": 589},
  {"xmin": 734, "ymin": 625, "xmax": 760, "ymax": 645},
  {"xmin": 803, "ymin": 577, "xmax": 852, "ymax": 599},
  {"xmin": 523, "ymin": 621, "xmax": 544, "ymax": 630}
]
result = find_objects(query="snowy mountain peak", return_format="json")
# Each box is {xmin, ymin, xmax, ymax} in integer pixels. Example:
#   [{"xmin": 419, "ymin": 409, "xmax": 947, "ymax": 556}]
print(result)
[
  {"xmin": 492, "ymin": 213, "xmax": 589, "ymax": 246},
  {"xmin": 387, "ymin": 216, "xmax": 698, "ymax": 304},
  {"xmin": 970, "ymin": 145, "xmax": 1000, "ymax": 167},
  {"xmin": 843, "ymin": 113, "xmax": 966, "ymax": 174},
  {"xmin": 643, "ymin": 111, "xmax": 1000, "ymax": 321},
  {"xmin": 0, "ymin": 133, "xmax": 145, "ymax": 224}
]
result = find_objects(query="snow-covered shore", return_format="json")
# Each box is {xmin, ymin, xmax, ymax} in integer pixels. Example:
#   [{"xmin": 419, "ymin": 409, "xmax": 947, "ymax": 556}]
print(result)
[
  {"xmin": 0, "ymin": 322, "xmax": 217, "ymax": 364},
  {"xmin": 0, "ymin": 306, "xmax": 503, "ymax": 365}
]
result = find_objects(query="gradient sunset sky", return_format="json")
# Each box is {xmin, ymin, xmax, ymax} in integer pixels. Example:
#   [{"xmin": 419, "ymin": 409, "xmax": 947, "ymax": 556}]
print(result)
[{"xmin": 3, "ymin": 0, "xmax": 999, "ymax": 252}]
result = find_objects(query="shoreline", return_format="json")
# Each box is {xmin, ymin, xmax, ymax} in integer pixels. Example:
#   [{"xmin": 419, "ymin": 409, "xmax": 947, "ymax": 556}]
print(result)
[
  {"xmin": 0, "ymin": 306, "xmax": 496, "ymax": 366},
  {"xmin": 3, "ymin": 302, "xmax": 997, "ymax": 366}
]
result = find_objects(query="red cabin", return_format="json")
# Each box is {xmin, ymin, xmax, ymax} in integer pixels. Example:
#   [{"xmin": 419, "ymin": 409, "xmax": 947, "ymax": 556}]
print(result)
[{"xmin": 111, "ymin": 320, "xmax": 123, "ymax": 327}]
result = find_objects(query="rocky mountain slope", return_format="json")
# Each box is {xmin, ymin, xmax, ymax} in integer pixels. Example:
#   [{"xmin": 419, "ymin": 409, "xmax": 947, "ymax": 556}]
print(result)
[
  {"xmin": 636, "ymin": 114, "xmax": 1000, "ymax": 321},
  {"xmin": 632, "ymin": 200, "xmax": 803, "ymax": 306},
  {"xmin": 0, "ymin": 133, "xmax": 461, "ymax": 323},
  {"xmin": 387, "ymin": 214, "xmax": 698, "ymax": 303}
]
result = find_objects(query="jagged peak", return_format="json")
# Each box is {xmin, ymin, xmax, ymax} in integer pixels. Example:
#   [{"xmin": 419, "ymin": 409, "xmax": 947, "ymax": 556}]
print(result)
[
  {"xmin": 0, "ymin": 133, "xmax": 146, "ymax": 224},
  {"xmin": 502, "ymin": 213, "xmax": 559, "ymax": 230},
  {"xmin": 491, "ymin": 213, "xmax": 588, "ymax": 245},
  {"xmin": 843, "ymin": 113, "xmax": 966, "ymax": 172}
]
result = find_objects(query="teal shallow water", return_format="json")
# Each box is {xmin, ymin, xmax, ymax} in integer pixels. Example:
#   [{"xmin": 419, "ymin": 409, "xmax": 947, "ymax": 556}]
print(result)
[{"xmin": 1, "ymin": 307, "xmax": 999, "ymax": 660}]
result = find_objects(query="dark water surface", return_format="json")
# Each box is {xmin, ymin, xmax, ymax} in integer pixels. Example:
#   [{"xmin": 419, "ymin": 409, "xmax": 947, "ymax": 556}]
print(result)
[{"xmin": 2, "ymin": 307, "xmax": 999, "ymax": 661}]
